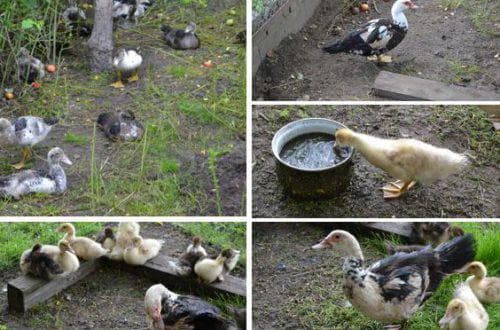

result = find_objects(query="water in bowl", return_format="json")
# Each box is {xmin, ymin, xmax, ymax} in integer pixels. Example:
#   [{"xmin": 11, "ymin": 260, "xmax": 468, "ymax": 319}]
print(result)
[{"xmin": 279, "ymin": 133, "xmax": 350, "ymax": 170}]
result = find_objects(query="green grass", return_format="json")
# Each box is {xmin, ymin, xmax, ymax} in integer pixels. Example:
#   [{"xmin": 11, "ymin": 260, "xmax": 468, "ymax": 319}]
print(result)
[
  {"xmin": 440, "ymin": 0, "xmax": 497, "ymax": 35},
  {"xmin": 449, "ymin": 61, "xmax": 482, "ymax": 83},
  {"xmin": 63, "ymin": 132, "xmax": 87, "ymax": 145}
]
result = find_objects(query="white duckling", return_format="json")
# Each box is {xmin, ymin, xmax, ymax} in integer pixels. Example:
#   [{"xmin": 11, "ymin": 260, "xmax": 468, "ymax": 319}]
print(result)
[
  {"xmin": 123, "ymin": 236, "xmax": 163, "ymax": 266},
  {"xmin": 57, "ymin": 223, "xmax": 108, "ymax": 260},
  {"xmin": 0, "ymin": 148, "xmax": 72, "ymax": 200},
  {"xmin": 111, "ymin": 48, "xmax": 142, "ymax": 88},
  {"xmin": 194, "ymin": 249, "xmax": 230, "ymax": 284},
  {"xmin": 20, "ymin": 244, "xmax": 60, "ymax": 275},
  {"xmin": 54, "ymin": 240, "xmax": 80, "ymax": 273},
  {"xmin": 461, "ymin": 261, "xmax": 500, "ymax": 304},
  {"xmin": 334, "ymin": 128, "xmax": 469, "ymax": 199},
  {"xmin": 439, "ymin": 282, "xmax": 489, "ymax": 330}
]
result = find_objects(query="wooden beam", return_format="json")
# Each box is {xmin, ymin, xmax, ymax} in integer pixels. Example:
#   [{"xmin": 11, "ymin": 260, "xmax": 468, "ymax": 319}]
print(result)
[
  {"xmin": 7, "ymin": 260, "xmax": 98, "ymax": 313},
  {"xmin": 372, "ymin": 71, "xmax": 500, "ymax": 101},
  {"xmin": 100, "ymin": 254, "xmax": 246, "ymax": 297},
  {"xmin": 363, "ymin": 222, "xmax": 413, "ymax": 237}
]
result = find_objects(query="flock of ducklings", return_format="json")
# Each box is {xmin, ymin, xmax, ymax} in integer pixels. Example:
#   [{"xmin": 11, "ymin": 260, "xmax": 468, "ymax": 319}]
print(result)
[
  {"xmin": 19, "ymin": 222, "xmax": 243, "ymax": 329},
  {"xmin": 1, "ymin": 0, "xmax": 202, "ymax": 201},
  {"xmin": 311, "ymin": 222, "xmax": 499, "ymax": 330}
]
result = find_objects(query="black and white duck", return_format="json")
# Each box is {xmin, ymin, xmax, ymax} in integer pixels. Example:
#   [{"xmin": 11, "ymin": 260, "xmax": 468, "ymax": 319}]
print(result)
[
  {"xmin": 61, "ymin": 0, "xmax": 92, "ymax": 37},
  {"xmin": 323, "ymin": 0, "xmax": 418, "ymax": 63},
  {"xmin": 161, "ymin": 22, "xmax": 200, "ymax": 50},
  {"xmin": 111, "ymin": 48, "xmax": 143, "ymax": 88},
  {"xmin": 312, "ymin": 230, "xmax": 475, "ymax": 328},
  {"xmin": 144, "ymin": 284, "xmax": 237, "ymax": 330},
  {"xmin": 1, "ymin": 116, "xmax": 58, "ymax": 169},
  {"xmin": 169, "ymin": 236, "xmax": 208, "ymax": 277},
  {"xmin": 0, "ymin": 147, "xmax": 72, "ymax": 200},
  {"xmin": 17, "ymin": 48, "xmax": 45, "ymax": 83},
  {"xmin": 113, "ymin": 0, "xmax": 154, "ymax": 24},
  {"xmin": 22, "ymin": 244, "xmax": 64, "ymax": 280},
  {"xmin": 97, "ymin": 110, "xmax": 144, "ymax": 142}
]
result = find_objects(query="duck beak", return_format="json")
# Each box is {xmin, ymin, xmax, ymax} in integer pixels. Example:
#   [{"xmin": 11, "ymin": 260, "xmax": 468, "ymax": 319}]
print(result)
[
  {"xmin": 438, "ymin": 314, "xmax": 452, "ymax": 328},
  {"xmin": 407, "ymin": 1, "xmax": 418, "ymax": 9},
  {"xmin": 61, "ymin": 154, "xmax": 73, "ymax": 165},
  {"xmin": 312, "ymin": 240, "xmax": 328, "ymax": 250}
]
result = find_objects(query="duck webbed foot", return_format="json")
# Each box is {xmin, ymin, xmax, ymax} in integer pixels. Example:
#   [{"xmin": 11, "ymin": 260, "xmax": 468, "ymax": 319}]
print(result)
[
  {"xmin": 111, "ymin": 70, "xmax": 125, "ymax": 88},
  {"xmin": 127, "ymin": 70, "xmax": 139, "ymax": 83},
  {"xmin": 381, "ymin": 180, "xmax": 415, "ymax": 199},
  {"xmin": 12, "ymin": 147, "xmax": 32, "ymax": 170},
  {"xmin": 367, "ymin": 54, "xmax": 392, "ymax": 63}
]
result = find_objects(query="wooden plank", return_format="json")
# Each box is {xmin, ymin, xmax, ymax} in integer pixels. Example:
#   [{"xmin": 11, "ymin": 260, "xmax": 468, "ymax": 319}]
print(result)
[
  {"xmin": 100, "ymin": 254, "xmax": 246, "ymax": 297},
  {"xmin": 372, "ymin": 71, "xmax": 500, "ymax": 101},
  {"xmin": 252, "ymin": 0, "xmax": 322, "ymax": 76},
  {"xmin": 363, "ymin": 222, "xmax": 413, "ymax": 237},
  {"xmin": 7, "ymin": 260, "xmax": 98, "ymax": 313}
]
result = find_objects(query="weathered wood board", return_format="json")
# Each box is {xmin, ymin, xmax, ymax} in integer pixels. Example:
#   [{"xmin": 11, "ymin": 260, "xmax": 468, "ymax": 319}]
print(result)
[
  {"xmin": 372, "ymin": 71, "xmax": 500, "ymax": 101},
  {"xmin": 101, "ymin": 254, "xmax": 246, "ymax": 297},
  {"xmin": 363, "ymin": 222, "xmax": 413, "ymax": 237},
  {"xmin": 7, "ymin": 260, "xmax": 98, "ymax": 313},
  {"xmin": 252, "ymin": 0, "xmax": 322, "ymax": 76}
]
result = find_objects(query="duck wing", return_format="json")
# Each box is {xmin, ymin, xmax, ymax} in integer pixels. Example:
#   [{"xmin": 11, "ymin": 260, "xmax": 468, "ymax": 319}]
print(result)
[{"xmin": 163, "ymin": 295, "xmax": 222, "ymax": 327}]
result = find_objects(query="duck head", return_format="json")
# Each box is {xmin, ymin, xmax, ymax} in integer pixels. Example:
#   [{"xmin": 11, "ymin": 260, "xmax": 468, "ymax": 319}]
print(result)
[
  {"xmin": 104, "ymin": 227, "xmax": 114, "ymax": 238},
  {"xmin": 392, "ymin": 0, "xmax": 418, "ymax": 29},
  {"xmin": 192, "ymin": 236, "xmax": 203, "ymax": 247},
  {"xmin": 59, "ymin": 240, "xmax": 76, "ymax": 254},
  {"xmin": 461, "ymin": 261, "xmax": 487, "ymax": 278},
  {"xmin": 312, "ymin": 230, "xmax": 364, "ymax": 260},
  {"xmin": 185, "ymin": 22, "xmax": 196, "ymax": 33},
  {"xmin": 439, "ymin": 299, "xmax": 465, "ymax": 329},
  {"xmin": 0, "ymin": 118, "xmax": 14, "ymax": 135},
  {"xmin": 334, "ymin": 128, "xmax": 355, "ymax": 156},
  {"xmin": 47, "ymin": 147, "xmax": 73, "ymax": 166},
  {"xmin": 57, "ymin": 223, "xmax": 76, "ymax": 235},
  {"xmin": 145, "ymin": 284, "xmax": 178, "ymax": 327}
]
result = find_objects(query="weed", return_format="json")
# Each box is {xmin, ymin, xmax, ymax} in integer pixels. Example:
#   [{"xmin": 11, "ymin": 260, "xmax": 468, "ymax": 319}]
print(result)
[
  {"xmin": 63, "ymin": 132, "xmax": 87, "ymax": 145},
  {"xmin": 208, "ymin": 147, "xmax": 231, "ymax": 215}
]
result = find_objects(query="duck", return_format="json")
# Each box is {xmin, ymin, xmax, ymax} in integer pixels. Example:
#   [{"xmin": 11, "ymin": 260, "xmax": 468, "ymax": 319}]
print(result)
[
  {"xmin": 2, "ymin": 116, "xmax": 58, "ymax": 169},
  {"xmin": 161, "ymin": 22, "xmax": 200, "ymax": 50},
  {"xmin": 169, "ymin": 236, "xmax": 207, "ymax": 276},
  {"xmin": 220, "ymin": 249, "xmax": 240, "ymax": 281},
  {"xmin": 0, "ymin": 147, "xmax": 72, "ymax": 200},
  {"xmin": 95, "ymin": 226, "xmax": 116, "ymax": 250},
  {"xmin": 54, "ymin": 240, "xmax": 80, "ymax": 273},
  {"xmin": 312, "ymin": 230, "xmax": 475, "ymax": 326},
  {"xmin": 123, "ymin": 236, "xmax": 163, "ymax": 266},
  {"xmin": 0, "ymin": 118, "xmax": 16, "ymax": 146},
  {"xmin": 439, "ymin": 282, "xmax": 489, "ymax": 330},
  {"xmin": 324, "ymin": 0, "xmax": 418, "ymax": 63},
  {"xmin": 17, "ymin": 48, "xmax": 45, "ymax": 83},
  {"xmin": 57, "ymin": 223, "xmax": 108, "ymax": 260},
  {"xmin": 97, "ymin": 110, "xmax": 144, "ymax": 142},
  {"xmin": 20, "ymin": 244, "xmax": 60, "ymax": 275},
  {"xmin": 61, "ymin": 0, "xmax": 92, "ymax": 37},
  {"xmin": 144, "ymin": 284, "xmax": 237, "ymax": 330},
  {"xmin": 109, "ymin": 222, "xmax": 141, "ymax": 261},
  {"xmin": 113, "ymin": 0, "xmax": 153, "ymax": 23},
  {"xmin": 194, "ymin": 249, "xmax": 229, "ymax": 284},
  {"xmin": 22, "ymin": 244, "xmax": 64, "ymax": 280},
  {"xmin": 334, "ymin": 128, "xmax": 469, "ymax": 199},
  {"xmin": 111, "ymin": 48, "xmax": 143, "ymax": 88},
  {"xmin": 461, "ymin": 261, "xmax": 500, "ymax": 304}
]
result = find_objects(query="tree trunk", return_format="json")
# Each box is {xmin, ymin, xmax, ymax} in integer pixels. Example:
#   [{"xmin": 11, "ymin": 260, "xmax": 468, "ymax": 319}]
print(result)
[{"xmin": 87, "ymin": 0, "xmax": 114, "ymax": 72}]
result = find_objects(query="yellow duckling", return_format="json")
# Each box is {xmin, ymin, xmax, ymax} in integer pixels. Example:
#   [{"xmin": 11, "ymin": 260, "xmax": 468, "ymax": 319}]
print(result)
[
  {"xmin": 123, "ymin": 236, "xmax": 163, "ymax": 266},
  {"xmin": 334, "ymin": 128, "xmax": 469, "ymax": 199},
  {"xmin": 57, "ymin": 223, "xmax": 108, "ymax": 260},
  {"xmin": 54, "ymin": 240, "xmax": 80, "ymax": 273},
  {"xmin": 439, "ymin": 283, "xmax": 488, "ymax": 330},
  {"xmin": 461, "ymin": 261, "xmax": 500, "ymax": 304},
  {"xmin": 194, "ymin": 249, "xmax": 230, "ymax": 284}
]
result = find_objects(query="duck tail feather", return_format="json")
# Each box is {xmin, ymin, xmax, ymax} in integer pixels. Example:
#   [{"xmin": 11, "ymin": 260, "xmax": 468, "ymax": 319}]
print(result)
[
  {"xmin": 323, "ymin": 41, "xmax": 346, "ymax": 54},
  {"xmin": 435, "ymin": 233, "xmax": 476, "ymax": 275},
  {"xmin": 43, "ymin": 117, "xmax": 59, "ymax": 126}
]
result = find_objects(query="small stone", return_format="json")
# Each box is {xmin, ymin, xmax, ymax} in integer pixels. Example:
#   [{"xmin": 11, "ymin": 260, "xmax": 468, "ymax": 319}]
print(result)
[{"xmin": 276, "ymin": 262, "xmax": 287, "ymax": 271}]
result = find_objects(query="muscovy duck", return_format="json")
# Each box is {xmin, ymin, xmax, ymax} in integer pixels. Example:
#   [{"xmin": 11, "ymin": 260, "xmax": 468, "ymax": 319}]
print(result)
[
  {"xmin": 312, "ymin": 230, "xmax": 475, "ymax": 326},
  {"xmin": 144, "ymin": 284, "xmax": 237, "ymax": 330},
  {"xmin": 333, "ymin": 128, "xmax": 469, "ymax": 199},
  {"xmin": 161, "ymin": 22, "xmax": 200, "ymax": 50},
  {"xmin": 324, "ymin": 0, "xmax": 418, "ymax": 63},
  {"xmin": 111, "ymin": 48, "xmax": 143, "ymax": 88},
  {"xmin": 0, "ymin": 147, "xmax": 72, "ymax": 200}
]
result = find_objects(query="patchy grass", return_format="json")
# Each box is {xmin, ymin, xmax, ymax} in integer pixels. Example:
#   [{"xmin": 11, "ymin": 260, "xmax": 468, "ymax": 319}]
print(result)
[
  {"xmin": 449, "ymin": 61, "xmax": 482, "ymax": 83},
  {"xmin": 63, "ymin": 132, "xmax": 87, "ymax": 145},
  {"xmin": 440, "ymin": 0, "xmax": 498, "ymax": 35}
]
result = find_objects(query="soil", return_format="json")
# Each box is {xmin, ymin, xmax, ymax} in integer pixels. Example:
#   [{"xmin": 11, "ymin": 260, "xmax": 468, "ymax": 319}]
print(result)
[
  {"xmin": 253, "ymin": 0, "xmax": 500, "ymax": 100},
  {"xmin": 252, "ymin": 105, "xmax": 498, "ymax": 218},
  {"xmin": 0, "ymin": 223, "xmax": 246, "ymax": 329}
]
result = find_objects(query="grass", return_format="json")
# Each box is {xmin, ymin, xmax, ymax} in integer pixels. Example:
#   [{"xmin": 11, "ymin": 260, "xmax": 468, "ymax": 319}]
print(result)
[
  {"xmin": 440, "ymin": 0, "xmax": 498, "ymax": 35},
  {"xmin": 63, "ymin": 132, "xmax": 87, "ymax": 145},
  {"xmin": 449, "ymin": 61, "xmax": 482, "ymax": 83}
]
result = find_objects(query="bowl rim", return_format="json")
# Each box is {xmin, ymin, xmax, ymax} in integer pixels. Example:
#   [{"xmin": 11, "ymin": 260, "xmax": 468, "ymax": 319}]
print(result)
[{"xmin": 271, "ymin": 117, "xmax": 353, "ymax": 172}]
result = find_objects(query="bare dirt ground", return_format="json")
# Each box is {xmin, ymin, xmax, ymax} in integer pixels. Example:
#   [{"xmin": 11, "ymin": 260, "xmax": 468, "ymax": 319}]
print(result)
[
  {"xmin": 253, "ymin": 0, "xmax": 499, "ymax": 100},
  {"xmin": 252, "ymin": 105, "xmax": 498, "ymax": 218},
  {"xmin": 0, "ymin": 223, "xmax": 245, "ymax": 329}
]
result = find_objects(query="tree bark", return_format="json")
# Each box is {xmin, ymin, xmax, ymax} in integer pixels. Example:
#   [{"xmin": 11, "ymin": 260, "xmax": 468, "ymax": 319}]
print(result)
[{"xmin": 87, "ymin": 0, "xmax": 114, "ymax": 72}]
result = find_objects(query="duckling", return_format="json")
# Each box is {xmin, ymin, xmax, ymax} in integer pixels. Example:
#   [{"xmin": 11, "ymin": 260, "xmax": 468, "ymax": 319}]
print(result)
[
  {"xmin": 0, "ymin": 147, "xmax": 72, "ymax": 200},
  {"xmin": 144, "ymin": 284, "xmax": 237, "ymax": 330},
  {"xmin": 17, "ymin": 48, "xmax": 45, "ymax": 84},
  {"xmin": 23, "ymin": 244, "xmax": 64, "ymax": 280},
  {"xmin": 0, "ymin": 118, "xmax": 16, "ymax": 146},
  {"xmin": 61, "ymin": 0, "xmax": 92, "ymax": 37},
  {"xmin": 97, "ymin": 110, "xmax": 144, "ymax": 142},
  {"xmin": 169, "ymin": 236, "xmax": 207, "ymax": 277},
  {"xmin": 439, "ymin": 283, "xmax": 488, "ymax": 330},
  {"xmin": 20, "ymin": 244, "xmax": 60, "ymax": 275},
  {"xmin": 123, "ymin": 236, "xmax": 163, "ymax": 266},
  {"xmin": 111, "ymin": 48, "xmax": 143, "ymax": 88},
  {"xmin": 57, "ymin": 223, "xmax": 108, "ymax": 260},
  {"xmin": 220, "ymin": 249, "xmax": 240, "ymax": 281},
  {"xmin": 5, "ymin": 115, "xmax": 58, "ymax": 169},
  {"xmin": 461, "ymin": 261, "xmax": 500, "ymax": 304},
  {"xmin": 110, "ymin": 222, "xmax": 140, "ymax": 261},
  {"xmin": 95, "ymin": 226, "xmax": 116, "ymax": 250},
  {"xmin": 113, "ymin": 0, "xmax": 152, "ymax": 23},
  {"xmin": 161, "ymin": 22, "xmax": 200, "ymax": 50},
  {"xmin": 334, "ymin": 128, "xmax": 469, "ymax": 199},
  {"xmin": 194, "ymin": 249, "xmax": 229, "ymax": 284},
  {"xmin": 54, "ymin": 240, "xmax": 80, "ymax": 273}
]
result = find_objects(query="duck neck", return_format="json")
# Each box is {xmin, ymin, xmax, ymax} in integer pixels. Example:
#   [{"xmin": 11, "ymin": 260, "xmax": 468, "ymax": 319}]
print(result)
[
  {"xmin": 49, "ymin": 163, "xmax": 67, "ymax": 193},
  {"xmin": 392, "ymin": 7, "xmax": 408, "ymax": 30},
  {"xmin": 342, "ymin": 257, "xmax": 366, "ymax": 282}
]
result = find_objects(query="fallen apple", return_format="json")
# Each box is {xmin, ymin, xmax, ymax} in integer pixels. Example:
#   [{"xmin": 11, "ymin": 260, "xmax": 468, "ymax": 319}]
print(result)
[
  {"xmin": 360, "ymin": 3, "xmax": 369, "ymax": 12},
  {"xmin": 46, "ymin": 64, "xmax": 57, "ymax": 73},
  {"xmin": 31, "ymin": 82, "xmax": 41, "ymax": 89},
  {"xmin": 203, "ymin": 60, "xmax": 214, "ymax": 68}
]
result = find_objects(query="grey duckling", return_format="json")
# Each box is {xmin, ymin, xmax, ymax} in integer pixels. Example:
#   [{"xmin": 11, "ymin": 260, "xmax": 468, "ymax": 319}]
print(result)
[
  {"xmin": 97, "ymin": 110, "xmax": 144, "ymax": 142},
  {"xmin": 23, "ymin": 244, "xmax": 64, "ymax": 280},
  {"xmin": 0, "ymin": 147, "xmax": 73, "ymax": 200},
  {"xmin": 220, "ymin": 248, "xmax": 240, "ymax": 280},
  {"xmin": 17, "ymin": 48, "xmax": 45, "ymax": 84},
  {"xmin": 169, "ymin": 236, "xmax": 207, "ymax": 277},
  {"xmin": 95, "ymin": 226, "xmax": 116, "ymax": 250},
  {"xmin": 161, "ymin": 22, "xmax": 200, "ymax": 50}
]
